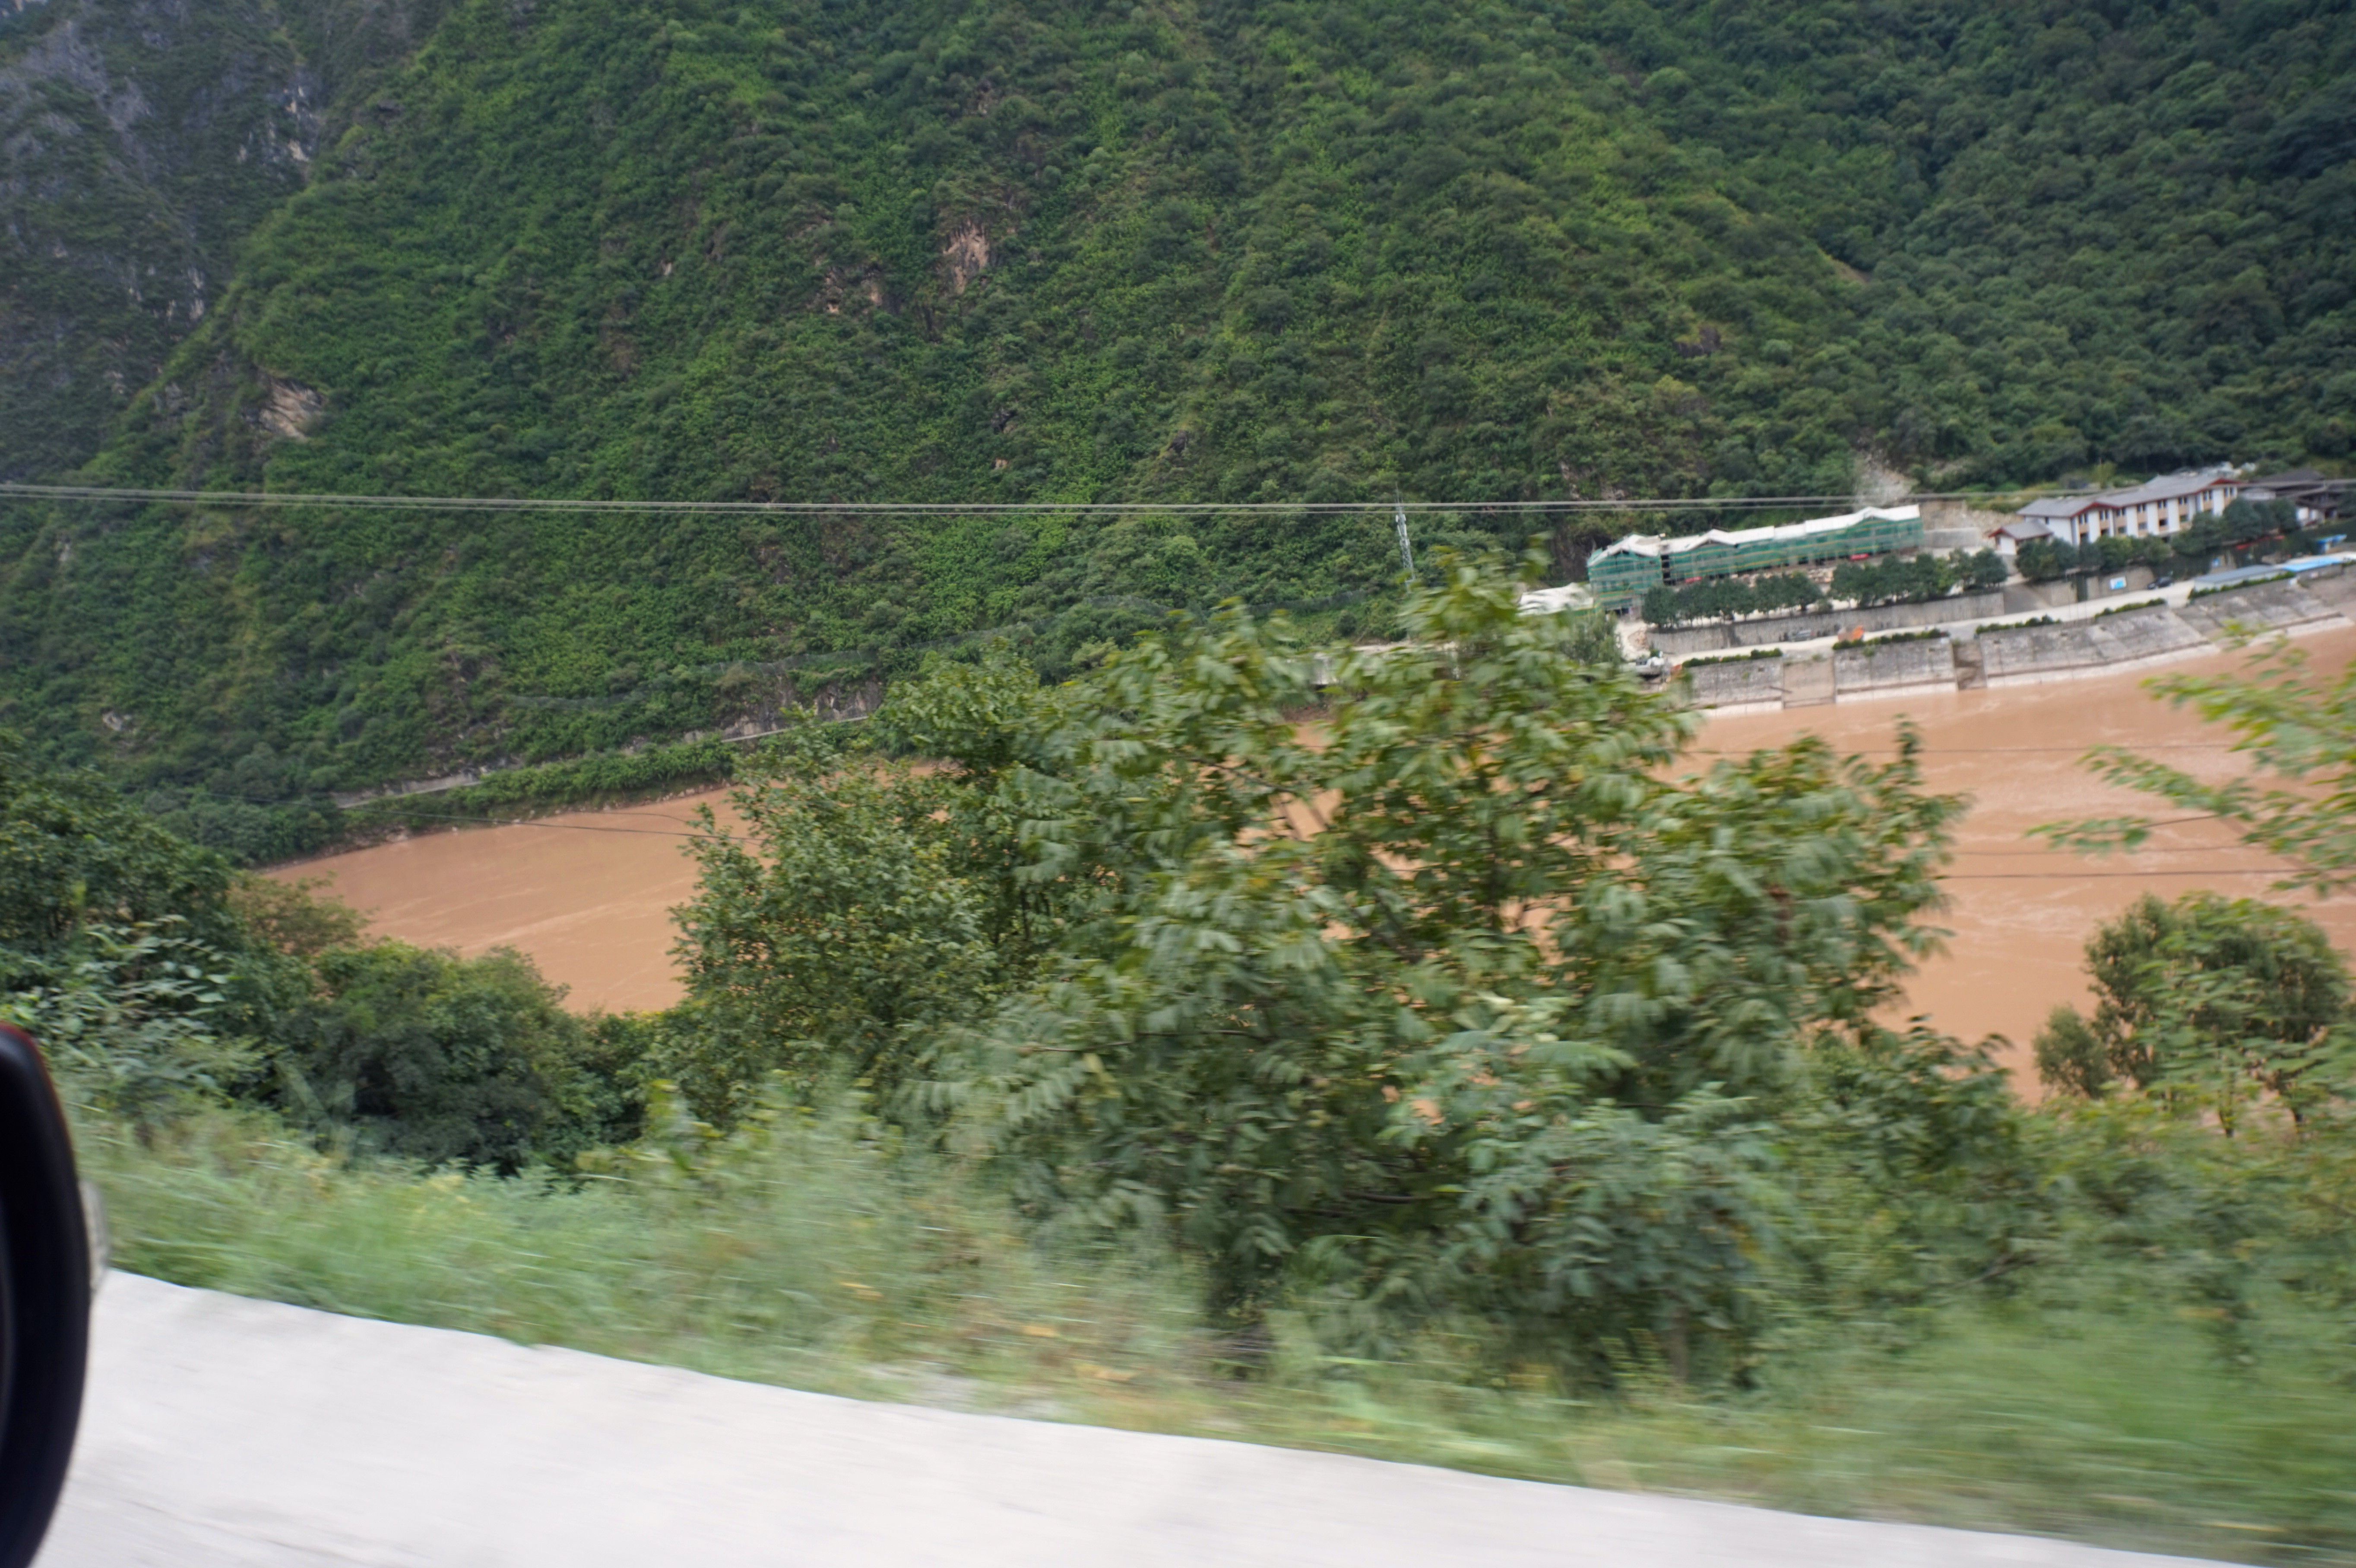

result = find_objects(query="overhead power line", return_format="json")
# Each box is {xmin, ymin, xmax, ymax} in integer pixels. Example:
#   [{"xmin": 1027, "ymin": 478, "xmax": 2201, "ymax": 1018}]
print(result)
[
  {"xmin": 0, "ymin": 481, "xmax": 2088, "ymax": 518},
  {"xmin": 1693, "ymin": 743, "xmax": 2242, "ymax": 755}
]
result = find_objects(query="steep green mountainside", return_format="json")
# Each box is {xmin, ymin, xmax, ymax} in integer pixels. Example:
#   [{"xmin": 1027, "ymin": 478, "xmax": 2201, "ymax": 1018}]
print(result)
[
  {"xmin": 2, "ymin": 0, "xmax": 2351, "ymax": 839},
  {"xmin": 0, "ymin": 0, "xmax": 446, "ymax": 482}
]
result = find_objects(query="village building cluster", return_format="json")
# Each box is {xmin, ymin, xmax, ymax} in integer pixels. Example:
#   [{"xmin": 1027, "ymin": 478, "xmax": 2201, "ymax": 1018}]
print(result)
[{"xmin": 1997, "ymin": 466, "xmax": 2348, "ymax": 553}]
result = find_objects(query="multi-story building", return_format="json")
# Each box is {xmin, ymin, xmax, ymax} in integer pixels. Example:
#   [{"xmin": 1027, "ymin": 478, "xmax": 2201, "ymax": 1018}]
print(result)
[
  {"xmin": 2012, "ymin": 466, "xmax": 2245, "ymax": 547},
  {"xmin": 2242, "ymin": 468, "xmax": 2349, "ymax": 528}
]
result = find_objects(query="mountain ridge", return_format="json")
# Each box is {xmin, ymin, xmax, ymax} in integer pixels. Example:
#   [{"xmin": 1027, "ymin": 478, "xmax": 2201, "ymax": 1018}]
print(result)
[{"xmin": 1, "ymin": 0, "xmax": 2350, "ymax": 858}]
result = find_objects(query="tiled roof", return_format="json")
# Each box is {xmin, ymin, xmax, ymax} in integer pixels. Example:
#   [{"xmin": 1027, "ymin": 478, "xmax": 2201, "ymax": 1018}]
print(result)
[
  {"xmin": 2017, "ymin": 468, "xmax": 2242, "ymax": 521},
  {"xmin": 2098, "ymin": 470, "xmax": 2240, "ymax": 508}
]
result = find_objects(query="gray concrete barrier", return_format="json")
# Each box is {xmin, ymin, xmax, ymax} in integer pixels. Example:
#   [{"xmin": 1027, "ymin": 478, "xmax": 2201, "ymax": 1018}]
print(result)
[
  {"xmin": 1978, "ymin": 607, "xmax": 2208, "ymax": 686},
  {"xmin": 2303, "ymin": 568, "xmax": 2356, "ymax": 609},
  {"xmin": 1681, "ymin": 657, "xmax": 1785, "ymax": 711},
  {"xmin": 1652, "ymin": 589, "xmax": 2007, "ymax": 655},
  {"xmin": 2174, "ymin": 580, "xmax": 2345, "ymax": 639},
  {"xmin": 1834, "ymin": 638, "xmax": 1957, "ymax": 699}
]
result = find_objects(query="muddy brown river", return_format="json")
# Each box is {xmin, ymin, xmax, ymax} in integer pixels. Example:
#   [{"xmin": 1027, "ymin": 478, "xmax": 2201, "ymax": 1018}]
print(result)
[{"xmin": 279, "ymin": 627, "xmax": 2356, "ymax": 1086}]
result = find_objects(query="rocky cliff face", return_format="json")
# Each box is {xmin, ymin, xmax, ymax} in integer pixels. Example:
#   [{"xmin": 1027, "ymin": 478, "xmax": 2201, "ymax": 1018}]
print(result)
[{"xmin": 0, "ymin": 0, "xmax": 435, "ymax": 479}]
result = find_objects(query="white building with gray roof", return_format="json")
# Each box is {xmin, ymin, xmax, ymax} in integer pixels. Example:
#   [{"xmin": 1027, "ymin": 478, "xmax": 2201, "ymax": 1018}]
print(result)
[{"xmin": 2014, "ymin": 466, "xmax": 2246, "ymax": 547}]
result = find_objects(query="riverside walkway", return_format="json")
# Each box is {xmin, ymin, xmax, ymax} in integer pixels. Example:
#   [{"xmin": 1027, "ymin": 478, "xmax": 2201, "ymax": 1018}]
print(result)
[{"xmin": 39, "ymin": 1273, "xmax": 2221, "ymax": 1568}]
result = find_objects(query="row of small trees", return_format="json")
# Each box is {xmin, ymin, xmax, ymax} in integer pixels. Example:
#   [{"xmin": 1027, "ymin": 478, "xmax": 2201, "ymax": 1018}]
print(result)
[{"xmin": 1641, "ymin": 550, "xmax": 2009, "ymax": 627}]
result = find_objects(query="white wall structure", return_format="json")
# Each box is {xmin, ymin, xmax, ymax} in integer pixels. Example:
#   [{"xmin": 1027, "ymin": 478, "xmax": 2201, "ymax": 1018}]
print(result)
[{"xmin": 2016, "ymin": 466, "xmax": 2245, "ymax": 547}]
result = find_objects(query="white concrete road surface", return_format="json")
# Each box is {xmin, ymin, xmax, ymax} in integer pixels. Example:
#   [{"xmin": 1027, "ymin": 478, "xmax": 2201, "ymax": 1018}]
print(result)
[{"xmin": 39, "ymin": 1272, "xmax": 2228, "ymax": 1568}]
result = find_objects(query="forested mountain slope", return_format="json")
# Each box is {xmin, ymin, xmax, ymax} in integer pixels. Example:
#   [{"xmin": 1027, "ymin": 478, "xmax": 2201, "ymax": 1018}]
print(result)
[
  {"xmin": 2, "ymin": 0, "xmax": 2351, "ymax": 833},
  {"xmin": 0, "ymin": 0, "xmax": 446, "ymax": 481}
]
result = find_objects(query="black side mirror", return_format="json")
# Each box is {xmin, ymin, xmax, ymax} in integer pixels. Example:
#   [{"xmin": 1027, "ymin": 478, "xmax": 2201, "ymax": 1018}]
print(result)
[{"xmin": 0, "ymin": 1023, "xmax": 92, "ymax": 1568}]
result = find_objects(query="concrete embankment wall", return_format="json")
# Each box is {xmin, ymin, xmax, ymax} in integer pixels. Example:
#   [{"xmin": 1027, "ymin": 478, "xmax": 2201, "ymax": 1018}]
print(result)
[
  {"xmin": 2302, "ymin": 566, "xmax": 2356, "ymax": 609},
  {"xmin": 2175, "ymin": 579, "xmax": 2345, "ymax": 639},
  {"xmin": 1682, "ymin": 658, "xmax": 1786, "ymax": 712},
  {"xmin": 1977, "ymin": 606, "xmax": 2208, "ymax": 687},
  {"xmin": 1652, "ymin": 588, "xmax": 2007, "ymax": 655},
  {"xmin": 1834, "ymin": 638, "xmax": 1957, "ymax": 699},
  {"xmin": 1681, "ymin": 576, "xmax": 2351, "ymax": 713}
]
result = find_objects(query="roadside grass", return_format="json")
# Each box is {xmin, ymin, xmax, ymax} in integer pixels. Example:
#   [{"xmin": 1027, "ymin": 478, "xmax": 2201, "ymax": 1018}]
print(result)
[{"xmin": 80, "ymin": 1106, "xmax": 2356, "ymax": 1566}]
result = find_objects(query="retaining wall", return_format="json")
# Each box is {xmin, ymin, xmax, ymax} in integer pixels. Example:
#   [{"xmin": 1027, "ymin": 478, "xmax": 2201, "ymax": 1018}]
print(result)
[
  {"xmin": 1977, "ymin": 606, "xmax": 2208, "ymax": 686},
  {"xmin": 1682, "ymin": 658, "xmax": 1785, "ymax": 711},
  {"xmin": 2302, "ymin": 564, "xmax": 2356, "ymax": 607},
  {"xmin": 1781, "ymin": 655, "xmax": 1835, "ymax": 707},
  {"xmin": 1681, "ymin": 574, "xmax": 2354, "ymax": 711},
  {"xmin": 1834, "ymin": 639, "xmax": 1957, "ymax": 699},
  {"xmin": 2001, "ymin": 581, "xmax": 2078, "ymax": 613},
  {"xmin": 2175, "ymin": 580, "xmax": 2345, "ymax": 639},
  {"xmin": 1651, "ymin": 588, "xmax": 2007, "ymax": 655}
]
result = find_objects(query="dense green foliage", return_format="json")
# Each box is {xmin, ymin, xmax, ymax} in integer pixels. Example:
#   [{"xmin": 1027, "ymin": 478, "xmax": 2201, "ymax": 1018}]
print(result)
[
  {"xmin": 656, "ymin": 567, "xmax": 1996, "ymax": 1371},
  {"xmin": 3, "ymin": 0, "xmax": 2353, "ymax": 800},
  {"xmin": 0, "ymin": 0, "xmax": 447, "ymax": 481},
  {"xmin": 259, "ymin": 940, "xmax": 628, "ymax": 1168},
  {"xmin": 640, "ymin": 564, "xmax": 2356, "ymax": 1388},
  {"xmin": 2048, "ymin": 634, "xmax": 2356, "ymax": 894},
  {"xmin": 669, "ymin": 732, "xmax": 1024, "ymax": 1118},
  {"xmin": 1643, "ymin": 570, "xmax": 1824, "ymax": 628},
  {"xmin": 2036, "ymin": 893, "xmax": 2353, "ymax": 1127},
  {"xmin": 1829, "ymin": 547, "xmax": 2008, "ymax": 607},
  {"xmin": 0, "ymin": 729, "xmax": 633, "ymax": 1156},
  {"xmin": 0, "ymin": 730, "xmax": 245, "ymax": 961}
]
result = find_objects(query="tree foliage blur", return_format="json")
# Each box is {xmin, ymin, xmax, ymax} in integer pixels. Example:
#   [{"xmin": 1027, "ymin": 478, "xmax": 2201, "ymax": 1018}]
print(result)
[
  {"xmin": 2045, "ymin": 637, "xmax": 2356, "ymax": 895},
  {"xmin": 2035, "ymin": 893, "xmax": 2353, "ymax": 1130},
  {"xmin": 665, "ymin": 556, "xmax": 1997, "ymax": 1370}
]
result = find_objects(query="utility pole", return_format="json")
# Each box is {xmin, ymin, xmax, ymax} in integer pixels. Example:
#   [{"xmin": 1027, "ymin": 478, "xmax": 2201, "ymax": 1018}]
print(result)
[{"xmin": 1394, "ymin": 500, "xmax": 1416, "ymax": 583}]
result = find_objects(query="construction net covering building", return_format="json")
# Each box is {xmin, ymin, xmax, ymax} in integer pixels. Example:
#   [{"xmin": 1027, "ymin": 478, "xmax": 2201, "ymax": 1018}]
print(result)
[{"xmin": 1585, "ymin": 505, "xmax": 1924, "ymax": 606}]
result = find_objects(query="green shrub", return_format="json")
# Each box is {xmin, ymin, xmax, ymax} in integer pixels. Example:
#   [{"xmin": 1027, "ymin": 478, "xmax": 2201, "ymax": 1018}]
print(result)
[
  {"xmin": 2034, "ymin": 893, "xmax": 2352, "ymax": 1129},
  {"xmin": 2191, "ymin": 573, "xmax": 2291, "ymax": 599},
  {"xmin": 262, "ymin": 941, "xmax": 623, "ymax": 1171}
]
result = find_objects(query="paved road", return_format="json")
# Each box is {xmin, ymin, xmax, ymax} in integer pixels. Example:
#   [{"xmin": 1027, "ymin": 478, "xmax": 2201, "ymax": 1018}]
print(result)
[{"xmin": 40, "ymin": 1272, "xmax": 2226, "ymax": 1568}]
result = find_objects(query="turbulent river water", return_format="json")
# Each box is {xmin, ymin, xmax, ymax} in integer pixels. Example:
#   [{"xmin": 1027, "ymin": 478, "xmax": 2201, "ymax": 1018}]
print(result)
[{"xmin": 279, "ymin": 625, "xmax": 2356, "ymax": 1085}]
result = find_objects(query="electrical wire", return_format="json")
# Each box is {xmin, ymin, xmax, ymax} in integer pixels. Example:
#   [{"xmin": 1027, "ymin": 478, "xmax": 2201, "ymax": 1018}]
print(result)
[
  {"xmin": 1691, "ymin": 743, "xmax": 2243, "ymax": 754},
  {"xmin": 0, "ymin": 480, "xmax": 2087, "ymax": 517},
  {"xmin": 1942, "ymin": 868, "xmax": 2292, "ymax": 880}
]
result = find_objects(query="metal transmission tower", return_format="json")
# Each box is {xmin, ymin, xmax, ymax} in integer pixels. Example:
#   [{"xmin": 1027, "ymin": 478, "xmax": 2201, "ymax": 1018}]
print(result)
[{"xmin": 1393, "ymin": 500, "xmax": 1416, "ymax": 582}]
